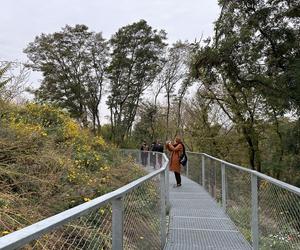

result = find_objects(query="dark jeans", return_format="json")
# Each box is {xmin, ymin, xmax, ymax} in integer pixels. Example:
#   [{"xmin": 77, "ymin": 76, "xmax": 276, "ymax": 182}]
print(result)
[
  {"xmin": 174, "ymin": 172, "xmax": 181, "ymax": 185},
  {"xmin": 141, "ymin": 152, "xmax": 148, "ymax": 166}
]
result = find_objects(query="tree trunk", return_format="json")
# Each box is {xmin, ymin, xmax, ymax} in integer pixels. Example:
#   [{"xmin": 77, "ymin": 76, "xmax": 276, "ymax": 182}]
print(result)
[
  {"xmin": 166, "ymin": 92, "xmax": 170, "ymax": 139},
  {"xmin": 96, "ymin": 111, "xmax": 101, "ymax": 133},
  {"xmin": 242, "ymin": 125, "xmax": 261, "ymax": 172}
]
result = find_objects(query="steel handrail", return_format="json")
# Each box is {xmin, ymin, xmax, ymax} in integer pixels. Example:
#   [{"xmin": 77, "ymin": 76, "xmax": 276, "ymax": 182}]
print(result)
[
  {"xmin": 187, "ymin": 151, "xmax": 300, "ymax": 196},
  {"xmin": 0, "ymin": 152, "xmax": 169, "ymax": 250}
]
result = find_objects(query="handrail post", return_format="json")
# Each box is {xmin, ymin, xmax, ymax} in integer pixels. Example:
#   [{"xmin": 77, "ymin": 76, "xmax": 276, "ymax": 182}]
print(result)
[
  {"xmin": 221, "ymin": 163, "xmax": 226, "ymax": 210},
  {"xmin": 202, "ymin": 155, "xmax": 205, "ymax": 187},
  {"xmin": 148, "ymin": 151, "xmax": 150, "ymax": 167},
  {"xmin": 160, "ymin": 170, "xmax": 166, "ymax": 249},
  {"xmin": 138, "ymin": 150, "xmax": 141, "ymax": 164},
  {"xmin": 165, "ymin": 166, "xmax": 170, "ymax": 210},
  {"xmin": 112, "ymin": 197, "xmax": 123, "ymax": 250},
  {"xmin": 251, "ymin": 173, "xmax": 259, "ymax": 250},
  {"xmin": 186, "ymin": 160, "xmax": 189, "ymax": 178}
]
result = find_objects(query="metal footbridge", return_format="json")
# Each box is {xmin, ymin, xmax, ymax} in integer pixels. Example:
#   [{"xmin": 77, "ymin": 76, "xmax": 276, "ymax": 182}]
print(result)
[
  {"xmin": 165, "ymin": 175, "xmax": 251, "ymax": 249},
  {"xmin": 0, "ymin": 150, "xmax": 300, "ymax": 249}
]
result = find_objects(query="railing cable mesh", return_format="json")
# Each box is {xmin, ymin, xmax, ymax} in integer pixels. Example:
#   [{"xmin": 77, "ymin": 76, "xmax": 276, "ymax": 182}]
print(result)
[
  {"xmin": 225, "ymin": 166, "xmax": 251, "ymax": 242},
  {"xmin": 258, "ymin": 178, "xmax": 300, "ymax": 249},
  {"xmin": 196, "ymin": 153, "xmax": 300, "ymax": 250},
  {"xmin": 123, "ymin": 177, "xmax": 161, "ymax": 249},
  {"xmin": 0, "ymin": 150, "xmax": 167, "ymax": 250},
  {"xmin": 24, "ymin": 205, "xmax": 113, "ymax": 249}
]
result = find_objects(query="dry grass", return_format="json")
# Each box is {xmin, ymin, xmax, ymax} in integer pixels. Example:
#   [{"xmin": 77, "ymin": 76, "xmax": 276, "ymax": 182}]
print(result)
[{"xmin": 0, "ymin": 103, "xmax": 145, "ymax": 237}]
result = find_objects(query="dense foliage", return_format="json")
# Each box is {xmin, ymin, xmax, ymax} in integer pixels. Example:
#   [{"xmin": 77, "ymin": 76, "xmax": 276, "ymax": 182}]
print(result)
[
  {"xmin": 106, "ymin": 20, "xmax": 167, "ymax": 144},
  {"xmin": 24, "ymin": 25, "xmax": 109, "ymax": 131},
  {"xmin": 0, "ymin": 102, "xmax": 145, "ymax": 237}
]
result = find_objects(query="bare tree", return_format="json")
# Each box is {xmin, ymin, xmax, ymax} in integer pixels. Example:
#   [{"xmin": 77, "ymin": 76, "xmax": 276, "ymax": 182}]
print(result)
[
  {"xmin": 0, "ymin": 61, "xmax": 30, "ymax": 102},
  {"xmin": 158, "ymin": 41, "xmax": 189, "ymax": 138}
]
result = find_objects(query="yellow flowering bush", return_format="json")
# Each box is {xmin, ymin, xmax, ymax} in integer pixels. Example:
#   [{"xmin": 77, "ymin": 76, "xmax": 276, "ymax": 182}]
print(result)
[
  {"xmin": 0, "ymin": 102, "xmax": 146, "ymax": 239},
  {"xmin": 9, "ymin": 121, "xmax": 47, "ymax": 138},
  {"xmin": 62, "ymin": 119, "xmax": 81, "ymax": 141},
  {"xmin": 94, "ymin": 135, "xmax": 106, "ymax": 147}
]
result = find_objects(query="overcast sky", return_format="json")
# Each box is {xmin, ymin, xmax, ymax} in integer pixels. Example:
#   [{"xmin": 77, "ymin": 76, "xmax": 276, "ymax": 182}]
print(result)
[
  {"xmin": 1, "ymin": 0, "xmax": 220, "ymax": 61},
  {"xmin": 1, "ymin": 0, "xmax": 220, "ymax": 120}
]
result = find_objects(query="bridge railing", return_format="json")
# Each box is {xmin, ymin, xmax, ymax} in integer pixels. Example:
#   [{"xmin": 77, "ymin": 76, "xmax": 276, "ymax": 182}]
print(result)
[
  {"xmin": 0, "ymin": 151, "xmax": 169, "ymax": 250},
  {"xmin": 186, "ymin": 151, "xmax": 300, "ymax": 250}
]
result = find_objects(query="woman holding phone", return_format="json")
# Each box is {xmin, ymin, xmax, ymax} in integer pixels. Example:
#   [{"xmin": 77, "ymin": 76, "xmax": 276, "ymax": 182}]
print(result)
[{"xmin": 166, "ymin": 136, "xmax": 184, "ymax": 187}]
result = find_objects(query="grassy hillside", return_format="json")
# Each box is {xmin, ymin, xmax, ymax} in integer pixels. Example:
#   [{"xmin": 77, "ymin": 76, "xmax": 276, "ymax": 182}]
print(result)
[{"xmin": 0, "ymin": 102, "xmax": 145, "ymax": 237}]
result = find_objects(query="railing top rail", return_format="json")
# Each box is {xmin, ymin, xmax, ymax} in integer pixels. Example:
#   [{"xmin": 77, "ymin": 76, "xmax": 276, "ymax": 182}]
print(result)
[
  {"xmin": 0, "ymin": 152, "xmax": 169, "ymax": 250},
  {"xmin": 187, "ymin": 151, "xmax": 300, "ymax": 196}
]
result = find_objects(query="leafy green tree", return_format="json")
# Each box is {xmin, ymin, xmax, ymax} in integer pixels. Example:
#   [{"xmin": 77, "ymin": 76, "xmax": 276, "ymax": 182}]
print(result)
[
  {"xmin": 214, "ymin": 0, "xmax": 300, "ymax": 111},
  {"xmin": 106, "ymin": 20, "xmax": 167, "ymax": 145},
  {"xmin": 191, "ymin": 0, "xmax": 300, "ymax": 172},
  {"xmin": 133, "ymin": 101, "xmax": 167, "ymax": 144},
  {"xmin": 24, "ymin": 25, "xmax": 109, "ymax": 130},
  {"xmin": 192, "ymin": 43, "xmax": 267, "ymax": 171}
]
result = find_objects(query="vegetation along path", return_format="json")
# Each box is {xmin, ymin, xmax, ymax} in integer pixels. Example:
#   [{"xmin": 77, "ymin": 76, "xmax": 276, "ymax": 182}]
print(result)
[{"xmin": 165, "ymin": 175, "xmax": 252, "ymax": 250}]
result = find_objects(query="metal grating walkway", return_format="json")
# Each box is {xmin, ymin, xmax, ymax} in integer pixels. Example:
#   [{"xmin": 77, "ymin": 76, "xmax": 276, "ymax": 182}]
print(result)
[{"xmin": 164, "ymin": 175, "xmax": 252, "ymax": 250}]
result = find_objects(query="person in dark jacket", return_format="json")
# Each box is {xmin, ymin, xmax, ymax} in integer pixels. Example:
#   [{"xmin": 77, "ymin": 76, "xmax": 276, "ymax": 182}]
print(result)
[
  {"xmin": 156, "ymin": 140, "xmax": 164, "ymax": 168},
  {"xmin": 140, "ymin": 141, "xmax": 149, "ymax": 166},
  {"xmin": 150, "ymin": 141, "xmax": 157, "ymax": 168}
]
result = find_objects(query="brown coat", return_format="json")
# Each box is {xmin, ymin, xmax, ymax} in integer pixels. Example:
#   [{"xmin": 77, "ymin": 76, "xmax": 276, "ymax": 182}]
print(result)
[{"xmin": 166, "ymin": 143, "xmax": 183, "ymax": 173}]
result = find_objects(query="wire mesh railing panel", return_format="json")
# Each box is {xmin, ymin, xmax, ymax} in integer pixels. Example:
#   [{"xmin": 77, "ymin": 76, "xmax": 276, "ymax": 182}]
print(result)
[
  {"xmin": 226, "ymin": 166, "xmax": 252, "ymax": 242},
  {"xmin": 214, "ymin": 160, "xmax": 222, "ymax": 204},
  {"xmin": 123, "ymin": 177, "xmax": 161, "ymax": 250},
  {"xmin": 121, "ymin": 150, "xmax": 166, "ymax": 170},
  {"xmin": 203, "ymin": 158, "xmax": 221, "ymax": 203},
  {"xmin": 22, "ymin": 204, "xmax": 112, "ymax": 250},
  {"xmin": 204, "ymin": 157, "xmax": 210, "ymax": 191},
  {"xmin": 186, "ymin": 152, "xmax": 202, "ymax": 184},
  {"xmin": 258, "ymin": 178, "xmax": 300, "ymax": 249},
  {"xmin": 0, "ymin": 149, "xmax": 168, "ymax": 250},
  {"xmin": 120, "ymin": 149, "xmax": 141, "ymax": 165}
]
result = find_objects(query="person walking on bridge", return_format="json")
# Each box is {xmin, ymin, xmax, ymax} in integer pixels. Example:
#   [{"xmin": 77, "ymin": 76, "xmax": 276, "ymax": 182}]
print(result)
[
  {"xmin": 140, "ymin": 141, "xmax": 149, "ymax": 167},
  {"xmin": 166, "ymin": 136, "xmax": 183, "ymax": 187},
  {"xmin": 156, "ymin": 140, "xmax": 164, "ymax": 168}
]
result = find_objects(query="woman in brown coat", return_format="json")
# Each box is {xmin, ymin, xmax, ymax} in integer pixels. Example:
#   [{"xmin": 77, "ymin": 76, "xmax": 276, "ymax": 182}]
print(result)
[{"xmin": 166, "ymin": 137, "xmax": 183, "ymax": 187}]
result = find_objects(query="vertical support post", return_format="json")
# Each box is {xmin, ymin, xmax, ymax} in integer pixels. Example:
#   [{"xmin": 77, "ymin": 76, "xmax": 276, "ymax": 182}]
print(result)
[
  {"xmin": 160, "ymin": 171, "xmax": 166, "ymax": 249},
  {"xmin": 165, "ymin": 169, "xmax": 170, "ymax": 208},
  {"xmin": 138, "ymin": 150, "xmax": 141, "ymax": 164},
  {"xmin": 148, "ymin": 151, "xmax": 150, "ymax": 167},
  {"xmin": 155, "ymin": 153, "xmax": 158, "ymax": 169},
  {"xmin": 213, "ymin": 160, "xmax": 217, "ymax": 199},
  {"xmin": 112, "ymin": 197, "xmax": 123, "ymax": 250},
  {"xmin": 251, "ymin": 173, "xmax": 259, "ymax": 250},
  {"xmin": 186, "ymin": 159, "xmax": 189, "ymax": 178},
  {"xmin": 202, "ymin": 155, "xmax": 205, "ymax": 188},
  {"xmin": 221, "ymin": 163, "xmax": 226, "ymax": 210}
]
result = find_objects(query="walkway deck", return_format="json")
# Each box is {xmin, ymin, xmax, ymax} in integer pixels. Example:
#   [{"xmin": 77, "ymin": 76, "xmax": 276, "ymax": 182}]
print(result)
[{"xmin": 164, "ymin": 175, "xmax": 252, "ymax": 250}]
